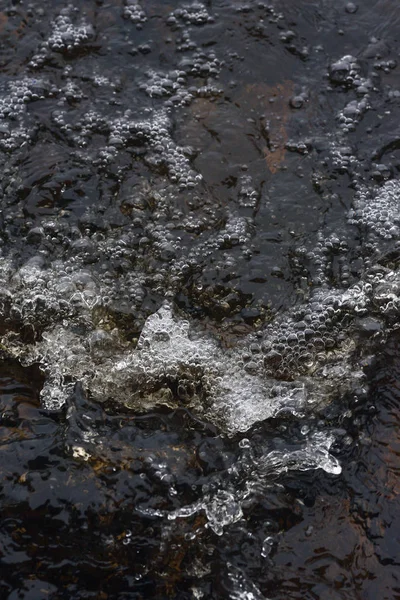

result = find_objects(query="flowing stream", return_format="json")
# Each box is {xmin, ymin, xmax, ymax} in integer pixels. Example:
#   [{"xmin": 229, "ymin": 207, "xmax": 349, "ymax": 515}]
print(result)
[{"xmin": 1, "ymin": 1, "xmax": 400, "ymax": 598}]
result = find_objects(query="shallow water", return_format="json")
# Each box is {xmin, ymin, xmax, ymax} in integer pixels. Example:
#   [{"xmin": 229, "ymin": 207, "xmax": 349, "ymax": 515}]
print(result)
[{"xmin": 1, "ymin": 0, "xmax": 400, "ymax": 598}]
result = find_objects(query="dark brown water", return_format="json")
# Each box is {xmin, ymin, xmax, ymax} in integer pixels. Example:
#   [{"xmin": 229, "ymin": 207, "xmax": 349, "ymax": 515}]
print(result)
[{"xmin": 1, "ymin": 0, "xmax": 400, "ymax": 598}]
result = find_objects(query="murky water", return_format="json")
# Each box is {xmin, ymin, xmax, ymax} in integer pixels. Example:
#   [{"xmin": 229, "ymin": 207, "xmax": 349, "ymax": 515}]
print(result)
[{"xmin": 1, "ymin": 0, "xmax": 400, "ymax": 597}]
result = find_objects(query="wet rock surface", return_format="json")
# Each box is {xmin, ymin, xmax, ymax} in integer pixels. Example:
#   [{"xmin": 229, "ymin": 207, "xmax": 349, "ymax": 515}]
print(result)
[{"xmin": 1, "ymin": 0, "xmax": 400, "ymax": 597}]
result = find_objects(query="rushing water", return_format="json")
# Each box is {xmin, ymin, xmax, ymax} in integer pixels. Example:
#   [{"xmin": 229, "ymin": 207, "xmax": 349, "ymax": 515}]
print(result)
[{"xmin": 1, "ymin": 0, "xmax": 400, "ymax": 597}]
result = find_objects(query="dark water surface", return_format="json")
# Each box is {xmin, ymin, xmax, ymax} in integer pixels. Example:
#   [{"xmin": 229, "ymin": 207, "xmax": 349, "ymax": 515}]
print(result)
[{"xmin": 1, "ymin": 0, "xmax": 400, "ymax": 598}]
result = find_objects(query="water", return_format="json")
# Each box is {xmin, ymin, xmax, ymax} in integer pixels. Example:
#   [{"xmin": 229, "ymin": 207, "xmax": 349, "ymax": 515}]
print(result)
[{"xmin": 1, "ymin": 0, "xmax": 400, "ymax": 597}]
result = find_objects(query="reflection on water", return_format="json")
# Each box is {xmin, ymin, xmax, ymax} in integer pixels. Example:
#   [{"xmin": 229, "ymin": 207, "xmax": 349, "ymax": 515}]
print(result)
[{"xmin": 1, "ymin": 0, "xmax": 400, "ymax": 597}]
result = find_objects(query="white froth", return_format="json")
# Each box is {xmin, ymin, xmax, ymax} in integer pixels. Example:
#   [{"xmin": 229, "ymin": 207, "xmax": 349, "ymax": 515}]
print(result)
[{"xmin": 0, "ymin": 252, "xmax": 379, "ymax": 434}]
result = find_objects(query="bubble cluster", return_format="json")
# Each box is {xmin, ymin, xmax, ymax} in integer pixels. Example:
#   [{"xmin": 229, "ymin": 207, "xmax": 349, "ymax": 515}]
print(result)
[
  {"xmin": 337, "ymin": 96, "xmax": 370, "ymax": 132},
  {"xmin": 328, "ymin": 55, "xmax": 360, "ymax": 87},
  {"xmin": 0, "ymin": 78, "xmax": 51, "ymax": 150},
  {"xmin": 166, "ymin": 3, "xmax": 214, "ymax": 27},
  {"xmin": 0, "ymin": 0, "xmax": 400, "ymax": 445},
  {"xmin": 3, "ymin": 4, "xmax": 400, "ymax": 595},
  {"xmin": 15, "ymin": 3, "xmax": 225, "ymax": 197},
  {"xmin": 176, "ymin": 30, "xmax": 197, "ymax": 52},
  {"xmin": 0, "ymin": 254, "xmax": 374, "ymax": 434},
  {"xmin": 140, "ymin": 69, "xmax": 189, "ymax": 101},
  {"xmin": 279, "ymin": 29, "xmax": 309, "ymax": 60},
  {"xmin": 331, "ymin": 144, "xmax": 358, "ymax": 174},
  {"xmin": 327, "ymin": 56, "xmax": 372, "ymax": 132},
  {"xmin": 1, "ymin": 149, "xmax": 394, "ymax": 435},
  {"xmin": 237, "ymin": 175, "xmax": 259, "ymax": 209},
  {"xmin": 139, "ymin": 53, "xmax": 222, "ymax": 107},
  {"xmin": 30, "ymin": 6, "xmax": 94, "ymax": 67},
  {"xmin": 52, "ymin": 106, "xmax": 202, "ymax": 187},
  {"xmin": 0, "ymin": 241, "xmax": 364, "ymax": 433},
  {"xmin": 178, "ymin": 50, "xmax": 222, "ymax": 78},
  {"xmin": 61, "ymin": 79, "xmax": 85, "ymax": 103},
  {"xmin": 0, "ymin": 78, "xmax": 47, "ymax": 117},
  {"xmin": 0, "ymin": 124, "xmax": 32, "ymax": 152},
  {"xmin": 348, "ymin": 180, "xmax": 400, "ymax": 239},
  {"xmin": 123, "ymin": 0, "xmax": 147, "ymax": 26},
  {"xmin": 251, "ymin": 294, "xmax": 339, "ymax": 377},
  {"xmin": 128, "ymin": 110, "xmax": 202, "ymax": 187}
]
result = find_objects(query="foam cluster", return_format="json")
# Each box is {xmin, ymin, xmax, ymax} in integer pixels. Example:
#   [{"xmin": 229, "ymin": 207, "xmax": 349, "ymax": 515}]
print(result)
[
  {"xmin": 166, "ymin": 3, "xmax": 214, "ymax": 27},
  {"xmin": 123, "ymin": 0, "xmax": 147, "ymax": 26},
  {"xmin": 0, "ymin": 78, "xmax": 51, "ymax": 150},
  {"xmin": 237, "ymin": 175, "xmax": 259, "ymax": 209},
  {"xmin": 0, "ymin": 79, "xmax": 46, "ymax": 117},
  {"xmin": 1, "ymin": 0, "xmax": 400, "ymax": 450},
  {"xmin": 140, "ymin": 55, "xmax": 222, "ymax": 107},
  {"xmin": 29, "ymin": 6, "xmax": 94, "ymax": 67},
  {"xmin": 349, "ymin": 180, "xmax": 400, "ymax": 239},
  {"xmin": 0, "ymin": 277, "xmax": 369, "ymax": 434},
  {"xmin": 329, "ymin": 55, "xmax": 361, "ymax": 87},
  {"xmin": 0, "ymin": 169, "xmax": 393, "ymax": 435},
  {"xmin": 328, "ymin": 56, "xmax": 372, "ymax": 133},
  {"xmin": 53, "ymin": 106, "xmax": 202, "ymax": 187}
]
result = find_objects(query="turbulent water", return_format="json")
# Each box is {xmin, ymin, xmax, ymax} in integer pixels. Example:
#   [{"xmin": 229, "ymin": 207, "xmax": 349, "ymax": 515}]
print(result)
[{"xmin": 1, "ymin": 0, "xmax": 400, "ymax": 598}]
